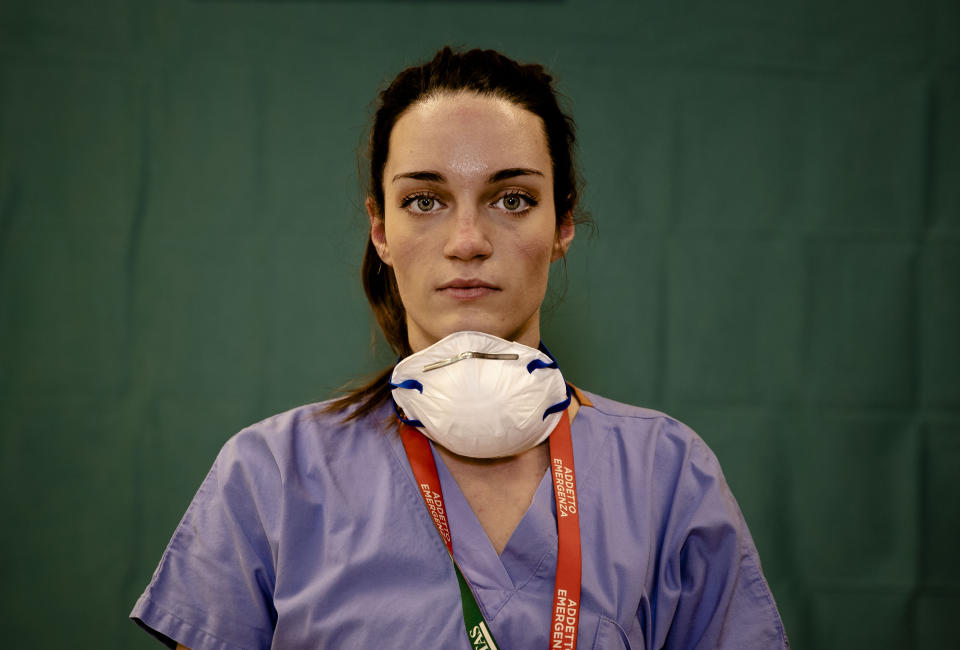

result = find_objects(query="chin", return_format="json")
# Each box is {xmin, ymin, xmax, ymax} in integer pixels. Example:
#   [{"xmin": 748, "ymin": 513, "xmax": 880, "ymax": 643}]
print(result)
[
  {"xmin": 435, "ymin": 318, "xmax": 510, "ymax": 342},
  {"xmin": 447, "ymin": 318, "xmax": 534, "ymax": 345},
  {"xmin": 410, "ymin": 311, "xmax": 538, "ymax": 351}
]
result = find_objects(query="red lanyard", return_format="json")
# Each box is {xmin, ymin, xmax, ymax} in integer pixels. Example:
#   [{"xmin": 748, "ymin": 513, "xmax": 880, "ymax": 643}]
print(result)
[{"xmin": 400, "ymin": 410, "xmax": 582, "ymax": 650}]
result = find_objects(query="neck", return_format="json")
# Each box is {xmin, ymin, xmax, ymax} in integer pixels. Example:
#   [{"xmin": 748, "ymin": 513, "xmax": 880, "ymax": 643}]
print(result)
[
  {"xmin": 434, "ymin": 439, "xmax": 550, "ymax": 472},
  {"xmin": 435, "ymin": 397, "xmax": 580, "ymax": 468},
  {"xmin": 430, "ymin": 397, "xmax": 580, "ymax": 555},
  {"xmin": 434, "ymin": 441, "xmax": 550, "ymax": 555}
]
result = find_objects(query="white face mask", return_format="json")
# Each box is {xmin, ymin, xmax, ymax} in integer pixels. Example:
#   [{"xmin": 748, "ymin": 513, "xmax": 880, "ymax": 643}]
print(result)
[{"xmin": 390, "ymin": 331, "xmax": 570, "ymax": 459}]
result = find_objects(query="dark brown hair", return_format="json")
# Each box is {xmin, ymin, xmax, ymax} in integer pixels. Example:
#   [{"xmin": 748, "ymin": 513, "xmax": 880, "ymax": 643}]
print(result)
[{"xmin": 326, "ymin": 46, "xmax": 585, "ymax": 421}]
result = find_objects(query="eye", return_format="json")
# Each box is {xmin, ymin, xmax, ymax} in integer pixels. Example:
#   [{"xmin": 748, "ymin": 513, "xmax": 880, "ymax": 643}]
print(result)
[
  {"xmin": 493, "ymin": 191, "xmax": 538, "ymax": 213},
  {"xmin": 400, "ymin": 192, "xmax": 445, "ymax": 214}
]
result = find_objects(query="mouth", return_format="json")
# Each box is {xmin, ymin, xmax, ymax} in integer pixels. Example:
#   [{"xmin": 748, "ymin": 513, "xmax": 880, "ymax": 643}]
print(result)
[{"xmin": 437, "ymin": 278, "xmax": 500, "ymax": 299}]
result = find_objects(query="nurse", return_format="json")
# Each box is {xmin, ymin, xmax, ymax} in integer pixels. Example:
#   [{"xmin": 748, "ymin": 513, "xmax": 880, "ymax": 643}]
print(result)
[{"xmin": 131, "ymin": 47, "xmax": 789, "ymax": 649}]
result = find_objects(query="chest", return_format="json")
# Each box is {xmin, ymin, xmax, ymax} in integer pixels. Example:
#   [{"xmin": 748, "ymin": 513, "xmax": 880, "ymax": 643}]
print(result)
[
  {"xmin": 440, "ymin": 450, "xmax": 550, "ymax": 555},
  {"xmin": 267, "ymin": 426, "xmax": 652, "ymax": 649}
]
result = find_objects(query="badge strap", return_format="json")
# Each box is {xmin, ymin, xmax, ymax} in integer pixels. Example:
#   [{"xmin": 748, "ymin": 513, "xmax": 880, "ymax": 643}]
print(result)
[
  {"xmin": 548, "ymin": 411, "xmax": 582, "ymax": 650},
  {"xmin": 401, "ymin": 425, "xmax": 501, "ymax": 650},
  {"xmin": 400, "ymin": 410, "xmax": 581, "ymax": 650}
]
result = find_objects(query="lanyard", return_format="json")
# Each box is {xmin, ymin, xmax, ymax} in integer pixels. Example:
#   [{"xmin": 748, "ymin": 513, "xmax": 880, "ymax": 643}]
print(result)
[{"xmin": 400, "ymin": 409, "xmax": 582, "ymax": 650}]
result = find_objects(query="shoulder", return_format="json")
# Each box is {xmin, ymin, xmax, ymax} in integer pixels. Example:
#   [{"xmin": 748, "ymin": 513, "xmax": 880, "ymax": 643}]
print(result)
[
  {"xmin": 182, "ymin": 399, "xmax": 401, "ymax": 543},
  {"xmin": 213, "ymin": 399, "xmax": 397, "ymax": 487},
  {"xmin": 575, "ymin": 391, "xmax": 789, "ymax": 647},
  {"xmin": 573, "ymin": 389, "xmax": 732, "ymax": 521},
  {"xmin": 577, "ymin": 389, "xmax": 694, "ymax": 434},
  {"xmin": 231, "ymin": 398, "xmax": 382, "ymax": 444},
  {"xmin": 575, "ymin": 389, "xmax": 715, "ymax": 467}
]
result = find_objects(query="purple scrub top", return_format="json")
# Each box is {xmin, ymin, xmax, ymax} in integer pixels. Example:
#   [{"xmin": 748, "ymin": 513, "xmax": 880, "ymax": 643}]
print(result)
[{"xmin": 131, "ymin": 390, "xmax": 788, "ymax": 649}]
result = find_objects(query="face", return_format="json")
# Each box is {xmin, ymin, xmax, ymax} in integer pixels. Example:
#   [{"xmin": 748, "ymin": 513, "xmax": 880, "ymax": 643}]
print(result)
[{"xmin": 368, "ymin": 91, "xmax": 574, "ymax": 353}]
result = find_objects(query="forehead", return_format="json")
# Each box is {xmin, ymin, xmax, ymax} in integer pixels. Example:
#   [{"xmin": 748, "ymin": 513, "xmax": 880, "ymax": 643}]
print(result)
[{"xmin": 386, "ymin": 92, "xmax": 551, "ymax": 180}]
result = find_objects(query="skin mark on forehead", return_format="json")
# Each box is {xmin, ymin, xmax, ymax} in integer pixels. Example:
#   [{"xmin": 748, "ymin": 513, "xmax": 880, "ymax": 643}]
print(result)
[{"xmin": 391, "ymin": 167, "xmax": 545, "ymax": 185}]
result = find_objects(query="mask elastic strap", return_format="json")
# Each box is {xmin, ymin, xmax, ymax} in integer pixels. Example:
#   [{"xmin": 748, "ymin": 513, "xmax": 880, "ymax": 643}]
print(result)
[
  {"xmin": 538, "ymin": 339, "xmax": 558, "ymax": 361},
  {"xmin": 542, "ymin": 384, "xmax": 572, "ymax": 420},
  {"xmin": 389, "ymin": 378, "xmax": 425, "ymax": 428},
  {"xmin": 526, "ymin": 357, "xmax": 558, "ymax": 372},
  {"xmin": 390, "ymin": 378, "xmax": 423, "ymax": 393},
  {"xmin": 533, "ymin": 341, "xmax": 569, "ymax": 419},
  {"xmin": 528, "ymin": 340, "xmax": 561, "ymax": 373}
]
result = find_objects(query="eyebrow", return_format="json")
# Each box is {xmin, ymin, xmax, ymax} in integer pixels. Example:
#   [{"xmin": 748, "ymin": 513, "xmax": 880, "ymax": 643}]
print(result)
[
  {"xmin": 488, "ymin": 168, "xmax": 544, "ymax": 183},
  {"xmin": 391, "ymin": 168, "xmax": 545, "ymax": 184}
]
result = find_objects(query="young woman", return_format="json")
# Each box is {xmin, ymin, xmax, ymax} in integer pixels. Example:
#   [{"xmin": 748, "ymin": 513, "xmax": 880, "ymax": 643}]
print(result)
[{"xmin": 131, "ymin": 47, "xmax": 788, "ymax": 649}]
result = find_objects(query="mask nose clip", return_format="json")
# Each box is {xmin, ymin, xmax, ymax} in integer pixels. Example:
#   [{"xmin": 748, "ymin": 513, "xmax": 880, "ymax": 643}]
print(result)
[{"xmin": 423, "ymin": 351, "xmax": 519, "ymax": 372}]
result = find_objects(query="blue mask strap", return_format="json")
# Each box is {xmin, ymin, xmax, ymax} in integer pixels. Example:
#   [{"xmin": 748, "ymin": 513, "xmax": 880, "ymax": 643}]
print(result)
[
  {"xmin": 389, "ymin": 374, "xmax": 425, "ymax": 427},
  {"xmin": 527, "ymin": 358, "xmax": 558, "ymax": 373},
  {"xmin": 529, "ymin": 340, "xmax": 561, "ymax": 373},
  {"xmin": 538, "ymin": 340, "xmax": 558, "ymax": 363},
  {"xmin": 389, "ymin": 396, "xmax": 425, "ymax": 428},
  {"xmin": 535, "ymin": 341, "xmax": 569, "ymax": 418},
  {"xmin": 542, "ymin": 384, "xmax": 572, "ymax": 420},
  {"xmin": 390, "ymin": 378, "xmax": 423, "ymax": 393}
]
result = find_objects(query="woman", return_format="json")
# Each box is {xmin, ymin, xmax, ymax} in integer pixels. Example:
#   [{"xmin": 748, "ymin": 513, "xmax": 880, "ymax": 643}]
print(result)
[{"xmin": 131, "ymin": 47, "xmax": 788, "ymax": 649}]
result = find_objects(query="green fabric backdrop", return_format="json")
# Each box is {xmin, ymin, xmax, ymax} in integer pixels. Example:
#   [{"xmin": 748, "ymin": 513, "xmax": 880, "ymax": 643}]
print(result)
[{"xmin": 1, "ymin": 0, "xmax": 957, "ymax": 647}]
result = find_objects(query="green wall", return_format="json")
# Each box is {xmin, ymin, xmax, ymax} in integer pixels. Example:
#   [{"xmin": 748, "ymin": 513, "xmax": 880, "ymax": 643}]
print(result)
[{"xmin": 1, "ymin": 1, "xmax": 958, "ymax": 647}]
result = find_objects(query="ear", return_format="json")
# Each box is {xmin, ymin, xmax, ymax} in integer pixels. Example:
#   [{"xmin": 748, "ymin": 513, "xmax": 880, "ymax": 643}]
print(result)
[
  {"xmin": 367, "ymin": 197, "xmax": 392, "ymax": 266},
  {"xmin": 552, "ymin": 212, "xmax": 575, "ymax": 261}
]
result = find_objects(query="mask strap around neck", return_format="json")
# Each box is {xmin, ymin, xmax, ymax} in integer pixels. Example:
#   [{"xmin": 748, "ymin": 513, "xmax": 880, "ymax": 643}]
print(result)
[
  {"xmin": 537, "ymin": 340, "xmax": 558, "ymax": 362},
  {"xmin": 389, "ymin": 378, "xmax": 425, "ymax": 428},
  {"xmin": 527, "ymin": 358, "xmax": 558, "ymax": 373},
  {"xmin": 534, "ymin": 341, "xmax": 569, "ymax": 417},
  {"xmin": 543, "ymin": 384, "xmax": 572, "ymax": 420}
]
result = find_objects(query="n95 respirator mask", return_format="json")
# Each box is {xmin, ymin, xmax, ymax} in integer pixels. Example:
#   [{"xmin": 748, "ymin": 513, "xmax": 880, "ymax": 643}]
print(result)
[{"xmin": 390, "ymin": 331, "xmax": 570, "ymax": 459}]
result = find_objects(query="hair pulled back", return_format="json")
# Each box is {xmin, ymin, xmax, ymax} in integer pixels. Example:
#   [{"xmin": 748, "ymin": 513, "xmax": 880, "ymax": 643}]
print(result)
[{"xmin": 331, "ymin": 46, "xmax": 583, "ymax": 420}]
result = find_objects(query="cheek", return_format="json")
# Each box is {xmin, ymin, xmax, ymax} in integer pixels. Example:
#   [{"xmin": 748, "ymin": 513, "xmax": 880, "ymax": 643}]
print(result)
[
  {"xmin": 519, "ymin": 222, "xmax": 560, "ymax": 264},
  {"xmin": 383, "ymin": 221, "xmax": 430, "ymax": 303},
  {"xmin": 517, "ymin": 239, "xmax": 553, "ymax": 264},
  {"xmin": 512, "ymin": 233, "xmax": 557, "ymax": 282},
  {"xmin": 383, "ymin": 219, "xmax": 418, "ymax": 268}
]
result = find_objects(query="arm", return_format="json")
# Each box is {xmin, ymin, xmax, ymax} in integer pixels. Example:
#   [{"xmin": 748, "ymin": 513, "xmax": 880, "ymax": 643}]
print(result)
[
  {"xmin": 652, "ymin": 431, "xmax": 788, "ymax": 649},
  {"xmin": 130, "ymin": 429, "xmax": 281, "ymax": 649}
]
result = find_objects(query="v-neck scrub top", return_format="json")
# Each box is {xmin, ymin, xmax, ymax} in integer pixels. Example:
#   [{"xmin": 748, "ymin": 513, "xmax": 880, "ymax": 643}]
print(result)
[{"xmin": 130, "ymin": 390, "xmax": 788, "ymax": 649}]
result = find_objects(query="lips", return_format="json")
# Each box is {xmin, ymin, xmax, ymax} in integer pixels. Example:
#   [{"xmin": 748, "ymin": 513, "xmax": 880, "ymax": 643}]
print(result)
[
  {"xmin": 438, "ymin": 278, "xmax": 498, "ymax": 290},
  {"xmin": 437, "ymin": 278, "xmax": 500, "ymax": 299}
]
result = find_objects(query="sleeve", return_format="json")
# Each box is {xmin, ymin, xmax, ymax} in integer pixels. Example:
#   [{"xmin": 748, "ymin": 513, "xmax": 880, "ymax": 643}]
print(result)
[
  {"xmin": 130, "ymin": 429, "xmax": 282, "ymax": 650},
  {"xmin": 651, "ymin": 429, "xmax": 789, "ymax": 650}
]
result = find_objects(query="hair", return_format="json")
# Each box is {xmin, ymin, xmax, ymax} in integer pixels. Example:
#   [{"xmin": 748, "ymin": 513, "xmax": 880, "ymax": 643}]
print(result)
[{"xmin": 326, "ymin": 46, "xmax": 586, "ymax": 421}]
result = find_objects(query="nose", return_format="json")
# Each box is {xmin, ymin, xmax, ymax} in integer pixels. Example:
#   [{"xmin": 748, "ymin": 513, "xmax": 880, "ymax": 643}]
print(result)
[{"xmin": 443, "ymin": 206, "xmax": 493, "ymax": 261}]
